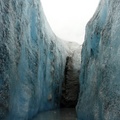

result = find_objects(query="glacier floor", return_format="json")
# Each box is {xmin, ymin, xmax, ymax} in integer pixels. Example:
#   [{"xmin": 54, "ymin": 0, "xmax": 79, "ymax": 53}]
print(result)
[{"xmin": 33, "ymin": 108, "xmax": 77, "ymax": 120}]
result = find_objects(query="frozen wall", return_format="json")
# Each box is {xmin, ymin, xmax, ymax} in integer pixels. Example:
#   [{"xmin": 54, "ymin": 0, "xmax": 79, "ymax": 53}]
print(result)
[
  {"xmin": 61, "ymin": 43, "xmax": 81, "ymax": 108},
  {"xmin": 0, "ymin": 0, "xmax": 68, "ymax": 119},
  {"xmin": 77, "ymin": 0, "xmax": 120, "ymax": 120}
]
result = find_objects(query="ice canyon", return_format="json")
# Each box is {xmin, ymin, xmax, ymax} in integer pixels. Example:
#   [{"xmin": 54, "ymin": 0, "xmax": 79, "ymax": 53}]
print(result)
[
  {"xmin": 0, "ymin": 0, "xmax": 120, "ymax": 120},
  {"xmin": 0, "ymin": 0, "xmax": 81, "ymax": 119}
]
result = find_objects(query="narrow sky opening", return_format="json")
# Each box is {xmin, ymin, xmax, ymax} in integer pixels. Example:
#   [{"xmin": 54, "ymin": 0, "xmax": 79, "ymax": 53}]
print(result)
[{"xmin": 41, "ymin": 0, "xmax": 100, "ymax": 44}]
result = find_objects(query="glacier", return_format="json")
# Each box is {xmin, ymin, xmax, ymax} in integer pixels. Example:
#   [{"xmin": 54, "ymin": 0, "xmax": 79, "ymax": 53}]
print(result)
[
  {"xmin": 77, "ymin": 0, "xmax": 120, "ymax": 120},
  {"xmin": 3, "ymin": 0, "xmax": 120, "ymax": 119},
  {"xmin": 0, "ymin": 0, "xmax": 70, "ymax": 119}
]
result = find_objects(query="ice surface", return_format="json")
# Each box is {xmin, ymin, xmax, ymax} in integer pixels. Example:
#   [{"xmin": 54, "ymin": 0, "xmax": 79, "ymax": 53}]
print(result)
[
  {"xmin": 61, "ymin": 43, "xmax": 82, "ymax": 107},
  {"xmin": 0, "ymin": 0, "xmax": 69, "ymax": 119},
  {"xmin": 77, "ymin": 0, "xmax": 120, "ymax": 120},
  {"xmin": 33, "ymin": 108, "xmax": 76, "ymax": 120}
]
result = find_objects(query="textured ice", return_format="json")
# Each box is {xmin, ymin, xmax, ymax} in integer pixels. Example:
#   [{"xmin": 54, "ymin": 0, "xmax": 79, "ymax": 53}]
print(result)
[
  {"xmin": 0, "ymin": 0, "xmax": 68, "ymax": 119},
  {"xmin": 61, "ymin": 43, "xmax": 81, "ymax": 107},
  {"xmin": 77, "ymin": 0, "xmax": 120, "ymax": 120}
]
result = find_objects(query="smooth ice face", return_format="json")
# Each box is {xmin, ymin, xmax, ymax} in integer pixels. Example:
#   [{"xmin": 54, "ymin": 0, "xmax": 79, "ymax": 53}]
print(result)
[
  {"xmin": 0, "ymin": 0, "xmax": 68, "ymax": 119},
  {"xmin": 77, "ymin": 0, "xmax": 120, "ymax": 120}
]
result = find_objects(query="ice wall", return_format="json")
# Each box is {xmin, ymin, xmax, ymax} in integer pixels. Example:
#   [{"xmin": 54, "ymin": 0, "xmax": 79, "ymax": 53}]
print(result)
[
  {"xmin": 77, "ymin": 0, "xmax": 120, "ymax": 120},
  {"xmin": 0, "ymin": 0, "xmax": 68, "ymax": 119},
  {"xmin": 61, "ymin": 43, "xmax": 81, "ymax": 107}
]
